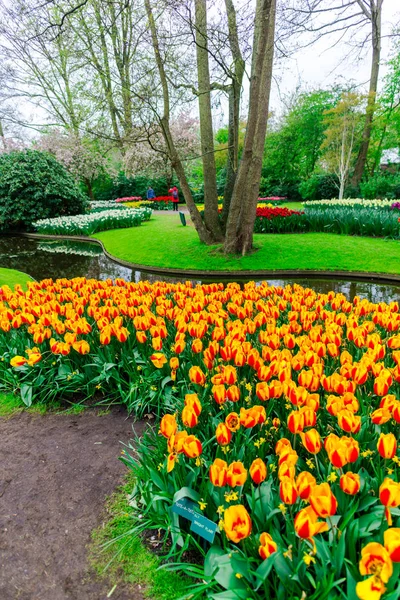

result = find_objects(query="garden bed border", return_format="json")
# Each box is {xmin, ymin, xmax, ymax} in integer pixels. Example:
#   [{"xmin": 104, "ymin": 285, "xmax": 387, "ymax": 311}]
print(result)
[{"xmin": 6, "ymin": 232, "xmax": 400, "ymax": 286}]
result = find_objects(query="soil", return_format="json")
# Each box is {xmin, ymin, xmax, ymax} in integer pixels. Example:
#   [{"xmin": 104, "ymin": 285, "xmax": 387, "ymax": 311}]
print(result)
[{"xmin": 0, "ymin": 407, "xmax": 147, "ymax": 600}]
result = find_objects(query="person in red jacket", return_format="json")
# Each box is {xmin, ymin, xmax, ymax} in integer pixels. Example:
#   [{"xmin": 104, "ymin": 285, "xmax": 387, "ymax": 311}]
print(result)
[{"xmin": 169, "ymin": 186, "xmax": 179, "ymax": 211}]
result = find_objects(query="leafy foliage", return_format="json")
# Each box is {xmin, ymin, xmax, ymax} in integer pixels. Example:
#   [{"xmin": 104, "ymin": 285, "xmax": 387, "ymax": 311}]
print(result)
[{"xmin": 0, "ymin": 150, "xmax": 88, "ymax": 231}]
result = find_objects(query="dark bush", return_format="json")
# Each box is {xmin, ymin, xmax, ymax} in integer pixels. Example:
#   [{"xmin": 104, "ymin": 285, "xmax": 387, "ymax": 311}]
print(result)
[
  {"xmin": 299, "ymin": 174, "xmax": 340, "ymax": 200},
  {"xmin": 359, "ymin": 173, "xmax": 400, "ymax": 200},
  {"xmin": 0, "ymin": 150, "xmax": 88, "ymax": 231}
]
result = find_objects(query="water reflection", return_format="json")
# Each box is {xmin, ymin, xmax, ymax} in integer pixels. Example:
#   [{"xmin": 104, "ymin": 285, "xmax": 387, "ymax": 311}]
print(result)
[{"xmin": 1, "ymin": 236, "xmax": 399, "ymax": 303}]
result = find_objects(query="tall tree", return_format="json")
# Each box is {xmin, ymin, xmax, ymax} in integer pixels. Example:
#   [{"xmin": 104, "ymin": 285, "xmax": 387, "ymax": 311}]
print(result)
[
  {"xmin": 224, "ymin": 0, "xmax": 276, "ymax": 254},
  {"xmin": 321, "ymin": 92, "xmax": 364, "ymax": 199},
  {"xmin": 282, "ymin": 0, "xmax": 388, "ymax": 186},
  {"xmin": 194, "ymin": 0, "xmax": 223, "ymax": 241}
]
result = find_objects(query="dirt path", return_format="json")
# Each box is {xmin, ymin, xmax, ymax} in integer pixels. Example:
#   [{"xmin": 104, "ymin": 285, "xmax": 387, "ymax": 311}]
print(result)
[{"xmin": 0, "ymin": 408, "xmax": 145, "ymax": 600}]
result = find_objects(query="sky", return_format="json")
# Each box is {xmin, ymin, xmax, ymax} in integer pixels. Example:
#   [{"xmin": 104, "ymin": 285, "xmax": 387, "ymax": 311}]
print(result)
[
  {"xmin": 269, "ymin": 0, "xmax": 400, "ymax": 116},
  {"xmin": 4, "ymin": 0, "xmax": 400, "ymax": 137}
]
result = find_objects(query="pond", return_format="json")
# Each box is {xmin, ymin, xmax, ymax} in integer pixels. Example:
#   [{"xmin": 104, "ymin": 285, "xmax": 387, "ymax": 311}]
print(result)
[{"xmin": 1, "ymin": 236, "xmax": 400, "ymax": 303}]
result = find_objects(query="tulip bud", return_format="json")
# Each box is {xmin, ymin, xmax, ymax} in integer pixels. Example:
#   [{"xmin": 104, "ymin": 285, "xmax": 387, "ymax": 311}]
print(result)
[
  {"xmin": 377, "ymin": 433, "xmax": 397, "ymax": 460},
  {"xmin": 216, "ymin": 423, "xmax": 232, "ymax": 446},
  {"xmin": 209, "ymin": 458, "xmax": 228, "ymax": 487},
  {"xmin": 258, "ymin": 532, "xmax": 277, "ymax": 560},
  {"xmin": 340, "ymin": 471, "xmax": 360, "ymax": 495},
  {"xmin": 250, "ymin": 458, "xmax": 267, "ymax": 485}
]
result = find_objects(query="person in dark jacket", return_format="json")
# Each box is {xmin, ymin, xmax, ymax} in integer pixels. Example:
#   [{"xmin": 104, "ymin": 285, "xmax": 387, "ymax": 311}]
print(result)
[{"xmin": 147, "ymin": 186, "xmax": 155, "ymax": 200}]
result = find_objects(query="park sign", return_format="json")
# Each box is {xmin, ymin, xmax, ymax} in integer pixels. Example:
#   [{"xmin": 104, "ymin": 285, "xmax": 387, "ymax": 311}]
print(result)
[{"xmin": 172, "ymin": 494, "xmax": 218, "ymax": 543}]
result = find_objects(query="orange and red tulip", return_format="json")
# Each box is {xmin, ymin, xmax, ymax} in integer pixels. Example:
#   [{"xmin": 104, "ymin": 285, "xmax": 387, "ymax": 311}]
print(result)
[
  {"xmin": 209, "ymin": 458, "xmax": 228, "ymax": 487},
  {"xmin": 249, "ymin": 458, "xmax": 267, "ymax": 484},
  {"xmin": 309, "ymin": 483, "xmax": 337, "ymax": 518},
  {"xmin": 223, "ymin": 504, "xmax": 252, "ymax": 543},
  {"xmin": 340, "ymin": 472, "xmax": 361, "ymax": 495},
  {"xmin": 258, "ymin": 532, "xmax": 277, "ymax": 560}
]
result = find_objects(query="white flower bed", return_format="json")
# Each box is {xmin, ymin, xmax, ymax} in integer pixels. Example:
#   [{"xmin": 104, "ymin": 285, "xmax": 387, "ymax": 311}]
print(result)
[
  {"xmin": 304, "ymin": 198, "xmax": 397, "ymax": 209},
  {"xmin": 33, "ymin": 207, "xmax": 152, "ymax": 236},
  {"xmin": 90, "ymin": 201, "xmax": 125, "ymax": 211}
]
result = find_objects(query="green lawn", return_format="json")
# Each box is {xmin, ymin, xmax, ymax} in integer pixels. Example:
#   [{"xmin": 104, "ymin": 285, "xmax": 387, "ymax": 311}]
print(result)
[
  {"xmin": 0, "ymin": 267, "xmax": 33, "ymax": 289},
  {"xmin": 94, "ymin": 213, "xmax": 400, "ymax": 275},
  {"xmin": 280, "ymin": 201, "xmax": 304, "ymax": 210}
]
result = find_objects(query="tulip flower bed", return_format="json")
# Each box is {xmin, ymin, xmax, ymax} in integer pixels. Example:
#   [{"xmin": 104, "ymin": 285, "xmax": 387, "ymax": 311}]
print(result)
[
  {"xmin": 33, "ymin": 207, "xmax": 152, "ymax": 236},
  {"xmin": 254, "ymin": 207, "xmax": 304, "ymax": 233},
  {"xmin": 253, "ymin": 201, "xmax": 400, "ymax": 238},
  {"xmin": 2, "ymin": 278, "xmax": 400, "ymax": 598},
  {"xmin": 115, "ymin": 196, "xmax": 143, "ymax": 203}
]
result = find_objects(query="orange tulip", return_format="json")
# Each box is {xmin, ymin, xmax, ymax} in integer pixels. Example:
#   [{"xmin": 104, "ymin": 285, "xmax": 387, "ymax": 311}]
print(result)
[
  {"xmin": 374, "ymin": 375, "xmax": 391, "ymax": 397},
  {"xmin": 278, "ymin": 461, "xmax": 296, "ymax": 481},
  {"xmin": 340, "ymin": 472, "xmax": 360, "ymax": 495},
  {"xmin": 182, "ymin": 405, "xmax": 198, "ymax": 428},
  {"xmin": 296, "ymin": 471, "xmax": 316, "ymax": 500},
  {"xmin": 72, "ymin": 340, "xmax": 90, "ymax": 355},
  {"xmin": 191, "ymin": 338, "xmax": 203, "ymax": 353},
  {"xmin": 337, "ymin": 409, "xmax": 361, "ymax": 434},
  {"xmin": 167, "ymin": 430, "xmax": 188, "ymax": 453},
  {"xmin": 279, "ymin": 477, "xmax": 298, "ymax": 505},
  {"xmin": 287, "ymin": 410, "xmax": 304, "ymax": 434},
  {"xmin": 255, "ymin": 381, "xmax": 270, "ymax": 401},
  {"xmin": 188, "ymin": 365, "xmax": 206, "ymax": 385},
  {"xmin": 377, "ymin": 433, "xmax": 397, "ymax": 460},
  {"xmin": 225, "ymin": 412, "xmax": 240, "ymax": 432},
  {"xmin": 10, "ymin": 355, "xmax": 27, "ymax": 367},
  {"xmin": 258, "ymin": 532, "xmax": 277, "ymax": 560},
  {"xmin": 309, "ymin": 483, "xmax": 337, "ymax": 518},
  {"xmin": 379, "ymin": 478, "xmax": 400, "ymax": 525},
  {"xmin": 182, "ymin": 435, "xmax": 202, "ymax": 458},
  {"xmin": 250, "ymin": 458, "xmax": 267, "ymax": 484},
  {"xmin": 275, "ymin": 438, "xmax": 292, "ymax": 455},
  {"xmin": 371, "ymin": 408, "xmax": 391, "ymax": 425},
  {"xmin": 223, "ymin": 504, "xmax": 252, "ymax": 543},
  {"xmin": 300, "ymin": 429, "xmax": 322, "ymax": 454},
  {"xmin": 359, "ymin": 542, "xmax": 393, "ymax": 583},
  {"xmin": 212, "ymin": 384, "xmax": 227, "ymax": 405},
  {"xmin": 294, "ymin": 505, "xmax": 329, "ymax": 539},
  {"xmin": 150, "ymin": 352, "xmax": 167, "ymax": 369},
  {"xmin": 226, "ymin": 461, "xmax": 247, "ymax": 487},
  {"xmin": 209, "ymin": 458, "xmax": 228, "ymax": 487},
  {"xmin": 115, "ymin": 327, "xmax": 129, "ymax": 343},
  {"xmin": 159, "ymin": 414, "xmax": 177, "ymax": 438},
  {"xmin": 169, "ymin": 357, "xmax": 179, "ymax": 370},
  {"xmin": 136, "ymin": 331, "xmax": 147, "ymax": 343},
  {"xmin": 384, "ymin": 528, "xmax": 400, "ymax": 563},
  {"xmin": 239, "ymin": 405, "xmax": 266, "ymax": 428},
  {"xmin": 222, "ymin": 365, "xmax": 237, "ymax": 385},
  {"xmin": 355, "ymin": 575, "xmax": 386, "ymax": 600},
  {"xmin": 226, "ymin": 384, "xmax": 240, "ymax": 402},
  {"xmin": 167, "ymin": 452, "xmax": 178, "ymax": 473},
  {"xmin": 216, "ymin": 423, "xmax": 232, "ymax": 446},
  {"xmin": 184, "ymin": 393, "xmax": 202, "ymax": 416}
]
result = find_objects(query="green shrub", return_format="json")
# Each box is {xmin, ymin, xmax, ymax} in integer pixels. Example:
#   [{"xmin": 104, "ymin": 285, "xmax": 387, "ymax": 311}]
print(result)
[
  {"xmin": 359, "ymin": 173, "xmax": 400, "ymax": 200},
  {"xmin": 299, "ymin": 174, "xmax": 340, "ymax": 200},
  {"xmin": 0, "ymin": 150, "xmax": 88, "ymax": 231}
]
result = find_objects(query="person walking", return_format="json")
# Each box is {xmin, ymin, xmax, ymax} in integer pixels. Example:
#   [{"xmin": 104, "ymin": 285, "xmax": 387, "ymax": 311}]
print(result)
[
  {"xmin": 169, "ymin": 186, "xmax": 179, "ymax": 211},
  {"xmin": 147, "ymin": 186, "xmax": 155, "ymax": 200}
]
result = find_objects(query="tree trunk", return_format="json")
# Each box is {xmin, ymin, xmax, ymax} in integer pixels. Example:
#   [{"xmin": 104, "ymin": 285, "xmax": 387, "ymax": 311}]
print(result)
[
  {"xmin": 84, "ymin": 177, "xmax": 94, "ymax": 200},
  {"xmin": 224, "ymin": 0, "xmax": 276, "ymax": 255},
  {"xmin": 144, "ymin": 0, "xmax": 217, "ymax": 245},
  {"xmin": 221, "ymin": 0, "xmax": 245, "ymax": 229},
  {"xmin": 195, "ymin": 0, "xmax": 223, "ymax": 241},
  {"xmin": 351, "ymin": 1, "xmax": 382, "ymax": 186},
  {"xmin": 0, "ymin": 120, "xmax": 6, "ymax": 151}
]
